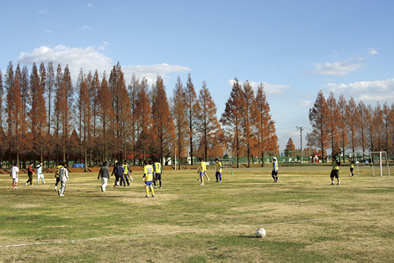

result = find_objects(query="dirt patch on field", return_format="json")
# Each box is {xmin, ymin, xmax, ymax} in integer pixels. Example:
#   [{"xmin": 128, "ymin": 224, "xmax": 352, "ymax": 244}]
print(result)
[{"xmin": 13, "ymin": 203, "xmax": 42, "ymax": 209}]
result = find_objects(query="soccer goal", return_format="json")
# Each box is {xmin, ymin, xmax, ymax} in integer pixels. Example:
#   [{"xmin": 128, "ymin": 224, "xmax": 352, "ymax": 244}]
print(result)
[{"xmin": 370, "ymin": 151, "xmax": 391, "ymax": 176}]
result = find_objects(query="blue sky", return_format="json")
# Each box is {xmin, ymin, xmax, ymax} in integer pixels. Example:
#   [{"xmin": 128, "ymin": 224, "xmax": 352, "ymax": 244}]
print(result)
[{"xmin": 1, "ymin": 0, "xmax": 394, "ymax": 152}]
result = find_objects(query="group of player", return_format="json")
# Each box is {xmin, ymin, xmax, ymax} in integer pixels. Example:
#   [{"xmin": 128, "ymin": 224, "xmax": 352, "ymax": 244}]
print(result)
[
  {"xmin": 330, "ymin": 154, "xmax": 356, "ymax": 185},
  {"xmin": 198, "ymin": 158, "xmax": 223, "ymax": 185},
  {"xmin": 10, "ymin": 161, "xmax": 46, "ymax": 190}
]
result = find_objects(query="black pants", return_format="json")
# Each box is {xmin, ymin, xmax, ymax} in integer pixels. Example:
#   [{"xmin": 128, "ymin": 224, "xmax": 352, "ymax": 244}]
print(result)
[
  {"xmin": 26, "ymin": 173, "xmax": 33, "ymax": 185},
  {"xmin": 121, "ymin": 174, "xmax": 130, "ymax": 186},
  {"xmin": 55, "ymin": 177, "xmax": 60, "ymax": 186},
  {"xmin": 118, "ymin": 175, "xmax": 126, "ymax": 186}
]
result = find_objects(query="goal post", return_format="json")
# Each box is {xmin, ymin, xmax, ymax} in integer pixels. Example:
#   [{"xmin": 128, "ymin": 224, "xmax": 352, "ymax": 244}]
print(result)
[{"xmin": 370, "ymin": 151, "xmax": 391, "ymax": 176}]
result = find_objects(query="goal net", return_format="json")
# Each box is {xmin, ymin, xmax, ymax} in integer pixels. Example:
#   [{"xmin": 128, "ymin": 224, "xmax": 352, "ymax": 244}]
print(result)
[{"xmin": 370, "ymin": 151, "xmax": 391, "ymax": 176}]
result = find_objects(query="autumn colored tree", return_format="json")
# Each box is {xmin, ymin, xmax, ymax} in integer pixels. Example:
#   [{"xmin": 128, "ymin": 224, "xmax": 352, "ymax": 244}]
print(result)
[
  {"xmin": 53, "ymin": 65, "xmax": 73, "ymax": 162},
  {"xmin": 197, "ymin": 81, "xmax": 224, "ymax": 160},
  {"xmin": 135, "ymin": 78, "xmax": 152, "ymax": 161},
  {"xmin": 46, "ymin": 62, "xmax": 55, "ymax": 134},
  {"xmin": 357, "ymin": 101, "xmax": 369, "ymax": 155},
  {"xmin": 97, "ymin": 73, "xmax": 114, "ymax": 162},
  {"xmin": 30, "ymin": 63, "xmax": 48, "ymax": 162},
  {"xmin": 151, "ymin": 76, "xmax": 175, "ymax": 164},
  {"xmin": 220, "ymin": 79, "xmax": 243, "ymax": 167},
  {"xmin": 240, "ymin": 80, "xmax": 258, "ymax": 167},
  {"xmin": 346, "ymin": 97, "xmax": 360, "ymax": 153},
  {"xmin": 0, "ymin": 70, "xmax": 5, "ymax": 165},
  {"xmin": 372, "ymin": 104, "xmax": 385, "ymax": 151},
  {"xmin": 382, "ymin": 103, "xmax": 392, "ymax": 154},
  {"xmin": 337, "ymin": 95, "xmax": 348, "ymax": 162},
  {"xmin": 108, "ymin": 63, "xmax": 132, "ymax": 160},
  {"xmin": 5, "ymin": 62, "xmax": 23, "ymax": 165},
  {"xmin": 90, "ymin": 70, "xmax": 100, "ymax": 163},
  {"xmin": 253, "ymin": 84, "xmax": 278, "ymax": 167},
  {"xmin": 172, "ymin": 76, "xmax": 188, "ymax": 169},
  {"xmin": 284, "ymin": 137, "xmax": 296, "ymax": 157},
  {"xmin": 307, "ymin": 91, "xmax": 329, "ymax": 162},
  {"xmin": 128, "ymin": 74, "xmax": 140, "ymax": 164},
  {"xmin": 327, "ymin": 92, "xmax": 341, "ymax": 155},
  {"xmin": 0, "ymin": 70, "xmax": 3, "ymax": 129},
  {"xmin": 184, "ymin": 74, "xmax": 201, "ymax": 164}
]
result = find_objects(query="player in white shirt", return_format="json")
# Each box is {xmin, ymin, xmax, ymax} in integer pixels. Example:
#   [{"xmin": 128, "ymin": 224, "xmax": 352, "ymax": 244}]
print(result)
[
  {"xmin": 36, "ymin": 162, "xmax": 46, "ymax": 184},
  {"xmin": 10, "ymin": 162, "xmax": 19, "ymax": 189}
]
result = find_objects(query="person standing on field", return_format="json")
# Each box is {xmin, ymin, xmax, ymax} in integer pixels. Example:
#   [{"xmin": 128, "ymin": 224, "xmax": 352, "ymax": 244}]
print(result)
[
  {"xmin": 121, "ymin": 160, "xmax": 130, "ymax": 186},
  {"xmin": 98, "ymin": 161, "xmax": 110, "ymax": 192},
  {"xmin": 25, "ymin": 161, "xmax": 35, "ymax": 186},
  {"xmin": 143, "ymin": 160, "xmax": 155, "ymax": 197},
  {"xmin": 198, "ymin": 157, "xmax": 207, "ymax": 185},
  {"xmin": 215, "ymin": 158, "xmax": 223, "ymax": 182},
  {"xmin": 330, "ymin": 154, "xmax": 341, "ymax": 185},
  {"xmin": 153, "ymin": 160, "xmax": 162, "ymax": 189},
  {"xmin": 36, "ymin": 162, "xmax": 46, "ymax": 184},
  {"xmin": 10, "ymin": 162, "xmax": 19, "ymax": 189},
  {"xmin": 58, "ymin": 162, "xmax": 69, "ymax": 196},
  {"xmin": 349, "ymin": 157, "xmax": 355, "ymax": 177},
  {"xmin": 54, "ymin": 163, "xmax": 62, "ymax": 191},
  {"xmin": 272, "ymin": 157, "xmax": 279, "ymax": 183}
]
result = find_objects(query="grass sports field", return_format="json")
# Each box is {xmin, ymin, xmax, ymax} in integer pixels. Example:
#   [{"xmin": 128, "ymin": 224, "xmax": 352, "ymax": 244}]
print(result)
[{"xmin": 0, "ymin": 166, "xmax": 393, "ymax": 263}]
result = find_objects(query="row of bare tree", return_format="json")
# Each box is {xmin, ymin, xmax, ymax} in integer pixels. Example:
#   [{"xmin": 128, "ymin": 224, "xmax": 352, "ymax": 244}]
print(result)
[
  {"xmin": 307, "ymin": 91, "xmax": 394, "ymax": 162},
  {"xmin": 0, "ymin": 62, "xmax": 278, "ymax": 168}
]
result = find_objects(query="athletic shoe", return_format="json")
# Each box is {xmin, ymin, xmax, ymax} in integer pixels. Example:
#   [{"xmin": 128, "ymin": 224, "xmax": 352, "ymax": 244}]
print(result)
[
  {"xmin": 43, "ymin": 182, "xmax": 46, "ymax": 184},
  {"xmin": 25, "ymin": 183, "xmax": 28, "ymax": 186},
  {"xmin": 153, "ymin": 186, "xmax": 157, "ymax": 188},
  {"xmin": 152, "ymin": 194, "xmax": 155, "ymax": 197},
  {"xmin": 331, "ymin": 182, "xmax": 335, "ymax": 185},
  {"xmin": 337, "ymin": 182, "xmax": 340, "ymax": 185},
  {"xmin": 207, "ymin": 179, "xmax": 210, "ymax": 181},
  {"xmin": 59, "ymin": 194, "xmax": 64, "ymax": 197},
  {"xmin": 130, "ymin": 177, "xmax": 134, "ymax": 181},
  {"xmin": 145, "ymin": 195, "xmax": 149, "ymax": 198},
  {"xmin": 54, "ymin": 186, "xmax": 57, "ymax": 191},
  {"xmin": 200, "ymin": 183, "xmax": 204, "ymax": 186},
  {"xmin": 159, "ymin": 187, "xmax": 162, "ymax": 189}
]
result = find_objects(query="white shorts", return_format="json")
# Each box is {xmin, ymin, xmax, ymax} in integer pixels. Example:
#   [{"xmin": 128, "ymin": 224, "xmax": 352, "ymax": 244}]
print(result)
[{"xmin": 13, "ymin": 177, "xmax": 18, "ymax": 183}]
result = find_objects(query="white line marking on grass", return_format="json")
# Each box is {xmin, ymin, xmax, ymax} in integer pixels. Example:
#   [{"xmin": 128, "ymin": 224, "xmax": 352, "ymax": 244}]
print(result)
[{"xmin": 0, "ymin": 230, "xmax": 194, "ymax": 249}]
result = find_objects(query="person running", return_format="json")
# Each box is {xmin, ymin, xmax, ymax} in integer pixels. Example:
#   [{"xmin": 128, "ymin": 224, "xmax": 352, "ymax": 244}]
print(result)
[
  {"xmin": 25, "ymin": 161, "xmax": 35, "ymax": 186},
  {"xmin": 97, "ymin": 161, "xmax": 110, "ymax": 192},
  {"xmin": 349, "ymin": 157, "xmax": 355, "ymax": 177},
  {"xmin": 111, "ymin": 162, "xmax": 120, "ymax": 187},
  {"xmin": 272, "ymin": 157, "xmax": 279, "ymax": 183},
  {"xmin": 10, "ymin": 162, "xmax": 19, "ymax": 189},
  {"xmin": 215, "ymin": 158, "xmax": 223, "ymax": 182},
  {"xmin": 143, "ymin": 160, "xmax": 155, "ymax": 197},
  {"xmin": 153, "ymin": 160, "xmax": 162, "ymax": 189},
  {"xmin": 330, "ymin": 154, "xmax": 341, "ymax": 185},
  {"xmin": 198, "ymin": 157, "xmax": 207, "ymax": 185},
  {"xmin": 58, "ymin": 162, "xmax": 69, "ymax": 196},
  {"xmin": 54, "ymin": 163, "xmax": 62, "ymax": 191},
  {"xmin": 36, "ymin": 162, "xmax": 46, "ymax": 184}
]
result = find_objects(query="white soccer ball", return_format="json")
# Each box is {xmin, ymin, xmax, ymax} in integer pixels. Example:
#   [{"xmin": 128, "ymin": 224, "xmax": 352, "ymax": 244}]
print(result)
[{"xmin": 256, "ymin": 228, "xmax": 266, "ymax": 238}]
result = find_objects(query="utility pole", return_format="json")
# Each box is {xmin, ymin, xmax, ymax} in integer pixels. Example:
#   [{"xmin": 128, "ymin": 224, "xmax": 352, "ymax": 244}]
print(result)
[{"xmin": 296, "ymin": 126, "xmax": 304, "ymax": 163}]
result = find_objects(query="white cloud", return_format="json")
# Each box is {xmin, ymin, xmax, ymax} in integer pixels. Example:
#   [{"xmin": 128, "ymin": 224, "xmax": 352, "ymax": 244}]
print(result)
[
  {"xmin": 368, "ymin": 48, "xmax": 378, "ymax": 55},
  {"xmin": 38, "ymin": 8, "xmax": 48, "ymax": 15},
  {"xmin": 313, "ymin": 60, "xmax": 363, "ymax": 76},
  {"xmin": 299, "ymin": 100, "xmax": 312, "ymax": 108},
  {"xmin": 44, "ymin": 29, "xmax": 53, "ymax": 34},
  {"xmin": 87, "ymin": 3, "xmax": 93, "ymax": 8},
  {"xmin": 325, "ymin": 78, "xmax": 394, "ymax": 104},
  {"xmin": 228, "ymin": 79, "xmax": 290, "ymax": 95},
  {"xmin": 17, "ymin": 45, "xmax": 190, "ymax": 85},
  {"xmin": 79, "ymin": 25, "xmax": 93, "ymax": 31}
]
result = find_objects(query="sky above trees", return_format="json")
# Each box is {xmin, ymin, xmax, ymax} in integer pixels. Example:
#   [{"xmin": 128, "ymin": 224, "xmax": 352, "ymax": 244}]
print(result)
[{"xmin": 1, "ymin": 0, "xmax": 394, "ymax": 151}]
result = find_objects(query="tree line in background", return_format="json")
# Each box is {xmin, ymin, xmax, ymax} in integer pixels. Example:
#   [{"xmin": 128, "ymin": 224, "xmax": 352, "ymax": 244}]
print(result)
[
  {"xmin": 0, "ymin": 62, "xmax": 278, "ymax": 169},
  {"xmin": 306, "ymin": 90, "xmax": 394, "ymax": 163}
]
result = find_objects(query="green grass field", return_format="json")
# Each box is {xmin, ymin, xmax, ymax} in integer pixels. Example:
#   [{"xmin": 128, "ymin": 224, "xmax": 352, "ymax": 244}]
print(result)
[{"xmin": 1, "ymin": 166, "xmax": 393, "ymax": 263}]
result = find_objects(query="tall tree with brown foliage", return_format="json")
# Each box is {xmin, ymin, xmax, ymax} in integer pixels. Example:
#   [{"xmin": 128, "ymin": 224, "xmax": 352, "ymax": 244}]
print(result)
[
  {"xmin": 241, "ymin": 81, "xmax": 257, "ymax": 167},
  {"xmin": 327, "ymin": 92, "xmax": 341, "ymax": 154},
  {"xmin": 78, "ymin": 74, "xmax": 91, "ymax": 171},
  {"xmin": 135, "ymin": 78, "xmax": 152, "ymax": 161},
  {"xmin": 346, "ymin": 97, "xmax": 360, "ymax": 153},
  {"xmin": 253, "ymin": 84, "xmax": 278, "ymax": 166},
  {"xmin": 184, "ymin": 74, "xmax": 201, "ymax": 164},
  {"xmin": 357, "ymin": 101, "xmax": 369, "ymax": 155},
  {"xmin": 5, "ymin": 62, "xmax": 23, "ymax": 165},
  {"xmin": 197, "ymin": 81, "xmax": 223, "ymax": 160},
  {"xmin": 97, "ymin": 74, "xmax": 114, "ymax": 161},
  {"xmin": 307, "ymin": 91, "xmax": 329, "ymax": 162},
  {"xmin": 284, "ymin": 137, "xmax": 296, "ymax": 157},
  {"xmin": 172, "ymin": 76, "xmax": 188, "ymax": 169},
  {"xmin": 30, "ymin": 63, "xmax": 48, "ymax": 162},
  {"xmin": 152, "ymin": 76, "xmax": 175, "ymax": 164},
  {"xmin": 337, "ymin": 95, "xmax": 348, "ymax": 162},
  {"xmin": 0, "ymin": 70, "xmax": 5, "ymax": 164},
  {"xmin": 220, "ymin": 79, "xmax": 243, "ymax": 168}
]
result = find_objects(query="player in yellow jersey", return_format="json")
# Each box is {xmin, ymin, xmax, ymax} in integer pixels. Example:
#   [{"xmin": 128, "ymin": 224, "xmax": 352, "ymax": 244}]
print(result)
[
  {"xmin": 215, "ymin": 158, "xmax": 223, "ymax": 182},
  {"xmin": 198, "ymin": 157, "xmax": 207, "ymax": 185},
  {"xmin": 143, "ymin": 160, "xmax": 155, "ymax": 197},
  {"xmin": 153, "ymin": 160, "xmax": 162, "ymax": 189},
  {"xmin": 54, "ymin": 163, "xmax": 63, "ymax": 191}
]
